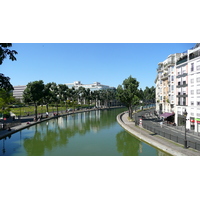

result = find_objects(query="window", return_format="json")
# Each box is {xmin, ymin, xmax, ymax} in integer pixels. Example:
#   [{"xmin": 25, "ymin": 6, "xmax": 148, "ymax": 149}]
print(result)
[
  {"xmin": 197, "ymin": 89, "xmax": 200, "ymax": 94},
  {"xmin": 191, "ymin": 90, "xmax": 194, "ymax": 95},
  {"xmin": 171, "ymin": 76, "xmax": 174, "ymax": 81},
  {"xmin": 183, "ymin": 97, "xmax": 186, "ymax": 105},
  {"xmin": 191, "ymin": 79, "xmax": 194, "ymax": 83},
  {"xmin": 197, "ymin": 77, "xmax": 200, "ymax": 82},
  {"xmin": 197, "ymin": 65, "xmax": 200, "ymax": 71},
  {"xmin": 197, "ymin": 102, "xmax": 200, "ymax": 106},
  {"xmin": 191, "ymin": 101, "xmax": 194, "ymax": 105},
  {"xmin": 191, "ymin": 63, "xmax": 194, "ymax": 71}
]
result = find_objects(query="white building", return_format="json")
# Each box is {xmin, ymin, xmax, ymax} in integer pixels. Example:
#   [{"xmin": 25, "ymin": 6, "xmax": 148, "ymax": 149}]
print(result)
[
  {"xmin": 65, "ymin": 81, "xmax": 115, "ymax": 91},
  {"xmin": 175, "ymin": 51, "xmax": 189, "ymax": 128},
  {"xmin": 155, "ymin": 53, "xmax": 180, "ymax": 116},
  {"xmin": 13, "ymin": 85, "xmax": 27, "ymax": 102},
  {"xmin": 187, "ymin": 44, "xmax": 200, "ymax": 132},
  {"xmin": 155, "ymin": 43, "xmax": 200, "ymax": 131}
]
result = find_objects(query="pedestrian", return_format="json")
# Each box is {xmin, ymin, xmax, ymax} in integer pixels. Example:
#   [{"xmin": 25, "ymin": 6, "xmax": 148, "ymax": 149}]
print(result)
[{"xmin": 160, "ymin": 121, "xmax": 163, "ymax": 128}]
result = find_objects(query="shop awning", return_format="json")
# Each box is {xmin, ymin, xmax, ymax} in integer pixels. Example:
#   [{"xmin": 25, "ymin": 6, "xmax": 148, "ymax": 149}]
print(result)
[{"xmin": 160, "ymin": 112, "xmax": 174, "ymax": 118}]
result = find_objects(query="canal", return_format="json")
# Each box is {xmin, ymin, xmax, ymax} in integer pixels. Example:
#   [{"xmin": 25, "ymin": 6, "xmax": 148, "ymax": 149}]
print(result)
[{"xmin": 0, "ymin": 108, "xmax": 170, "ymax": 156}]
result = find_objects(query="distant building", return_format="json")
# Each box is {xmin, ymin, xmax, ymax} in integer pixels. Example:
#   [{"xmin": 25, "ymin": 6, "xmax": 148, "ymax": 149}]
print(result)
[
  {"xmin": 12, "ymin": 81, "xmax": 115, "ymax": 103},
  {"xmin": 65, "ymin": 81, "xmax": 115, "ymax": 91},
  {"xmin": 13, "ymin": 85, "xmax": 27, "ymax": 102}
]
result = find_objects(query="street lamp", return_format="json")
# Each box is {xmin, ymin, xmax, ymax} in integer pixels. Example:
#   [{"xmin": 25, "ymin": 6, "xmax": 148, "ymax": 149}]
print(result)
[{"xmin": 183, "ymin": 109, "xmax": 188, "ymax": 148}]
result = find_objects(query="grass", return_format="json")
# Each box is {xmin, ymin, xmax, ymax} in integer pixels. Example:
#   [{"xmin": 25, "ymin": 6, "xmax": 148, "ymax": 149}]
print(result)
[{"xmin": 10, "ymin": 104, "xmax": 95, "ymax": 116}]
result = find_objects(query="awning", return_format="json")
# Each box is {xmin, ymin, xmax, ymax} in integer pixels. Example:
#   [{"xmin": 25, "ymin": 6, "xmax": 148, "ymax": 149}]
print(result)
[{"xmin": 160, "ymin": 112, "xmax": 174, "ymax": 118}]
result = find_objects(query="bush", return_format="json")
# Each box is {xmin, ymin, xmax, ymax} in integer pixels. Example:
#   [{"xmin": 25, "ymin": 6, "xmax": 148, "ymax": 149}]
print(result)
[{"xmin": 3, "ymin": 112, "xmax": 10, "ymax": 118}]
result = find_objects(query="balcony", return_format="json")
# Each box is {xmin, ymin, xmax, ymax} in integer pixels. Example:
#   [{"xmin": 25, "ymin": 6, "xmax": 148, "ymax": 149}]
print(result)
[
  {"xmin": 161, "ymin": 73, "xmax": 168, "ymax": 80},
  {"xmin": 177, "ymin": 102, "xmax": 187, "ymax": 106},
  {"xmin": 176, "ymin": 56, "xmax": 188, "ymax": 65},
  {"xmin": 177, "ymin": 92, "xmax": 188, "ymax": 97},
  {"xmin": 189, "ymin": 49, "xmax": 200, "ymax": 60},
  {"xmin": 176, "ymin": 82, "xmax": 188, "ymax": 88}
]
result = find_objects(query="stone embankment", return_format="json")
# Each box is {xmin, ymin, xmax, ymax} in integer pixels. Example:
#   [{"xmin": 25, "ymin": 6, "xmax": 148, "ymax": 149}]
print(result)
[{"xmin": 117, "ymin": 111, "xmax": 200, "ymax": 156}]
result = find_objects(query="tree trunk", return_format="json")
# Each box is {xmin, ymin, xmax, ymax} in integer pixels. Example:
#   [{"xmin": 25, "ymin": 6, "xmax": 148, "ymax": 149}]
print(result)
[
  {"xmin": 34, "ymin": 103, "xmax": 38, "ymax": 121},
  {"xmin": 56, "ymin": 103, "xmax": 58, "ymax": 115},
  {"xmin": 46, "ymin": 104, "xmax": 49, "ymax": 113},
  {"xmin": 129, "ymin": 106, "xmax": 133, "ymax": 119}
]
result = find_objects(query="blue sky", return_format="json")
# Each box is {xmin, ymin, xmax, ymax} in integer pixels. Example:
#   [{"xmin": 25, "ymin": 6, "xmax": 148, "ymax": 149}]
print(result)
[{"xmin": 1, "ymin": 43, "xmax": 196, "ymax": 90}]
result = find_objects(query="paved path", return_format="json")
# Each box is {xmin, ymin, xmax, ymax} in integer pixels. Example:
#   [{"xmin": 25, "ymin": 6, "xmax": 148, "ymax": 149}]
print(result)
[{"xmin": 117, "ymin": 111, "xmax": 200, "ymax": 156}]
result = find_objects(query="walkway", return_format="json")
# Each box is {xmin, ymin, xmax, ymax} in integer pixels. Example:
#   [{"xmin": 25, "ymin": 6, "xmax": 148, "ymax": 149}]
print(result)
[{"xmin": 117, "ymin": 111, "xmax": 200, "ymax": 156}]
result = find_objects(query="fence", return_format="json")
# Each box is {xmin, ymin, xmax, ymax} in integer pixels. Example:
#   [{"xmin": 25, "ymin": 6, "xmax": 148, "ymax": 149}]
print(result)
[
  {"xmin": 142, "ymin": 122, "xmax": 200, "ymax": 151},
  {"xmin": 0, "ymin": 120, "xmax": 21, "ymax": 131}
]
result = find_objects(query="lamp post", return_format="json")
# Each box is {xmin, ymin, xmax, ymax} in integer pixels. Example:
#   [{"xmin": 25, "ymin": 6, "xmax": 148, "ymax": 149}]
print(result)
[
  {"xmin": 183, "ymin": 109, "xmax": 188, "ymax": 148},
  {"xmin": 135, "ymin": 111, "xmax": 137, "ymax": 126}
]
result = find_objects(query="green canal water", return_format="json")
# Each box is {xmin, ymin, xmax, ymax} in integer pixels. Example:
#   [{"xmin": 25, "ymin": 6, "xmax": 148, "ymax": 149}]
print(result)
[{"xmin": 0, "ymin": 108, "xmax": 170, "ymax": 156}]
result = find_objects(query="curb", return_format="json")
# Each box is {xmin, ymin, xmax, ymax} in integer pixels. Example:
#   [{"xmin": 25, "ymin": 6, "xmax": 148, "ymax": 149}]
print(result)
[{"xmin": 116, "ymin": 111, "xmax": 200, "ymax": 156}]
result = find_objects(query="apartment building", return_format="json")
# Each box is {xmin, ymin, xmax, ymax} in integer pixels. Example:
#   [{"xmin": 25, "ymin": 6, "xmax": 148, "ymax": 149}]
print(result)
[
  {"xmin": 175, "ymin": 51, "xmax": 189, "ymax": 127},
  {"xmin": 155, "ymin": 43, "xmax": 200, "ymax": 131},
  {"xmin": 155, "ymin": 53, "xmax": 180, "ymax": 122},
  {"xmin": 187, "ymin": 44, "xmax": 200, "ymax": 132}
]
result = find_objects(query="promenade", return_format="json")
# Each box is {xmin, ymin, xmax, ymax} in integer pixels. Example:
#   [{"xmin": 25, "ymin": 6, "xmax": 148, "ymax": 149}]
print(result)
[{"xmin": 117, "ymin": 111, "xmax": 200, "ymax": 156}]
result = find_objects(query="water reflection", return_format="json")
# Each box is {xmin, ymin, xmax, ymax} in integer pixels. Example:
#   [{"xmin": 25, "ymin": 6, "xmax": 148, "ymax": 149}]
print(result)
[
  {"xmin": 0, "ymin": 108, "xmax": 169, "ymax": 156},
  {"xmin": 116, "ymin": 131, "xmax": 140, "ymax": 156}
]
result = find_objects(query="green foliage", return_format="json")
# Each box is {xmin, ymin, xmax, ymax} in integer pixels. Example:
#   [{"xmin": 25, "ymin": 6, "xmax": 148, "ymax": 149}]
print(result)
[
  {"xmin": 0, "ymin": 43, "xmax": 18, "ymax": 65},
  {"xmin": 0, "ymin": 88, "xmax": 14, "ymax": 117},
  {"xmin": 23, "ymin": 80, "xmax": 45, "ymax": 119},
  {"xmin": 116, "ymin": 76, "xmax": 140, "ymax": 119},
  {"xmin": 0, "ymin": 73, "xmax": 14, "ymax": 91},
  {"xmin": 0, "ymin": 44, "xmax": 18, "ymax": 92}
]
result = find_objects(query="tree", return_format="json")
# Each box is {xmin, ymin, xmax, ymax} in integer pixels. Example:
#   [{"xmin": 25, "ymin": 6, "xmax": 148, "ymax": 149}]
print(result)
[
  {"xmin": 0, "ymin": 43, "xmax": 18, "ymax": 91},
  {"xmin": 0, "ymin": 73, "xmax": 14, "ymax": 91},
  {"xmin": 142, "ymin": 86, "xmax": 155, "ymax": 106},
  {"xmin": 0, "ymin": 88, "xmax": 15, "ymax": 118},
  {"xmin": 116, "ymin": 76, "xmax": 140, "ymax": 119},
  {"xmin": 23, "ymin": 80, "xmax": 45, "ymax": 120},
  {"xmin": 0, "ymin": 43, "xmax": 18, "ymax": 65},
  {"xmin": 43, "ymin": 82, "xmax": 54, "ymax": 113},
  {"xmin": 50, "ymin": 82, "xmax": 60, "ymax": 115}
]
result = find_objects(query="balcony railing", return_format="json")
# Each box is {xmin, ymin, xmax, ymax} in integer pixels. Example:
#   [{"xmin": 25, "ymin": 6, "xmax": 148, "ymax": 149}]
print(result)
[
  {"xmin": 189, "ymin": 50, "xmax": 200, "ymax": 60},
  {"xmin": 176, "ymin": 56, "xmax": 188, "ymax": 65}
]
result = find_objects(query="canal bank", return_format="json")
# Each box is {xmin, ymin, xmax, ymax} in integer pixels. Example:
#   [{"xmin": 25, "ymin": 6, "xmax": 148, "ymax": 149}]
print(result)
[
  {"xmin": 117, "ymin": 111, "xmax": 200, "ymax": 156},
  {"xmin": 0, "ymin": 106, "xmax": 124, "ymax": 140}
]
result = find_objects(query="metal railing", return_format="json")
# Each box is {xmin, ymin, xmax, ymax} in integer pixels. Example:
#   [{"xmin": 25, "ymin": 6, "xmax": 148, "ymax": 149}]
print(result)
[
  {"xmin": 0, "ymin": 120, "xmax": 21, "ymax": 131},
  {"xmin": 141, "ymin": 122, "xmax": 200, "ymax": 151}
]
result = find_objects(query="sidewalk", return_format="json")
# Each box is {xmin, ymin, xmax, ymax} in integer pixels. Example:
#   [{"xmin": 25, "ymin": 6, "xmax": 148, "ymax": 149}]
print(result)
[{"xmin": 117, "ymin": 111, "xmax": 200, "ymax": 156}]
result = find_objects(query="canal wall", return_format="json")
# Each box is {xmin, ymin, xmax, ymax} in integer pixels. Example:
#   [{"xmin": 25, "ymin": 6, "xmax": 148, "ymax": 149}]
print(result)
[{"xmin": 116, "ymin": 111, "xmax": 200, "ymax": 156}]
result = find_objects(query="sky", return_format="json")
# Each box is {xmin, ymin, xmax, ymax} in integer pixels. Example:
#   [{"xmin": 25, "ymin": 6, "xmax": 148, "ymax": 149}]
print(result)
[
  {"xmin": 1, "ymin": 1, "xmax": 200, "ymax": 199},
  {"xmin": 1, "ymin": 43, "xmax": 196, "ymax": 90}
]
